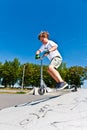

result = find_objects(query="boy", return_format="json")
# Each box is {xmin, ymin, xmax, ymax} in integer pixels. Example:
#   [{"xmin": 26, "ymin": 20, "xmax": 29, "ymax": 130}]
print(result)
[{"xmin": 35, "ymin": 31, "xmax": 68, "ymax": 90}]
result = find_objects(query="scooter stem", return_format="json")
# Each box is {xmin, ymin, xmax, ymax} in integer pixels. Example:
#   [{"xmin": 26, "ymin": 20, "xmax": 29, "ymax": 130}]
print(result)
[{"xmin": 40, "ymin": 58, "xmax": 43, "ymax": 87}]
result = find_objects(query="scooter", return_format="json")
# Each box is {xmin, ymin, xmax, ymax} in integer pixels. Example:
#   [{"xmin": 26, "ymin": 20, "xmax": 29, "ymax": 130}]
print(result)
[
  {"xmin": 34, "ymin": 55, "xmax": 77, "ymax": 95},
  {"xmin": 38, "ymin": 55, "xmax": 48, "ymax": 95}
]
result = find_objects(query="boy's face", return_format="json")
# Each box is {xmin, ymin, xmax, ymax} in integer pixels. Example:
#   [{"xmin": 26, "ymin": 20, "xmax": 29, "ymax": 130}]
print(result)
[{"xmin": 40, "ymin": 37, "xmax": 48, "ymax": 44}]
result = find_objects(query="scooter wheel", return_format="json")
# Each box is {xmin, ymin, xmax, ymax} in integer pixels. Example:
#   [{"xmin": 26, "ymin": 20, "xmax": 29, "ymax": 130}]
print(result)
[{"xmin": 38, "ymin": 87, "xmax": 45, "ymax": 95}]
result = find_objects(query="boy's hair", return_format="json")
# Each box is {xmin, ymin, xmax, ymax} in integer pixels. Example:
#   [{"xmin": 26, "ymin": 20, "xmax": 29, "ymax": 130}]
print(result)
[{"xmin": 38, "ymin": 31, "xmax": 49, "ymax": 40}]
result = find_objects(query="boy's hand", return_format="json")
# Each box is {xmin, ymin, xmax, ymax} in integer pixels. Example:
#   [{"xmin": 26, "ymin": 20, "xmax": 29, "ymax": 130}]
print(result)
[
  {"xmin": 44, "ymin": 50, "xmax": 50, "ymax": 55},
  {"xmin": 35, "ymin": 54, "xmax": 40, "ymax": 59}
]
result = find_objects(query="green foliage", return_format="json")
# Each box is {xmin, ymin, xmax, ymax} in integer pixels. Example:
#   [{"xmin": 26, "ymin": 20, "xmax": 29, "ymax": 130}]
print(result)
[
  {"xmin": 0, "ymin": 58, "xmax": 20, "ymax": 87},
  {"xmin": 65, "ymin": 66, "xmax": 86, "ymax": 87},
  {"xmin": 16, "ymin": 91, "xmax": 26, "ymax": 94},
  {"xmin": 0, "ymin": 58, "xmax": 86, "ymax": 88}
]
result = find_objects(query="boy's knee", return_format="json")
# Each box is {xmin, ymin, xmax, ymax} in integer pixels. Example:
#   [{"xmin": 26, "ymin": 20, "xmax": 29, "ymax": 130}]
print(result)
[{"xmin": 48, "ymin": 65, "xmax": 53, "ymax": 71}]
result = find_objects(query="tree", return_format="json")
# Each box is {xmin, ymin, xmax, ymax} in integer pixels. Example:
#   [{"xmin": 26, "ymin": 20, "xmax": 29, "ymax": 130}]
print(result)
[
  {"xmin": 58, "ymin": 62, "xmax": 68, "ymax": 80},
  {"xmin": 84, "ymin": 67, "xmax": 87, "ymax": 79},
  {"xmin": 9, "ymin": 58, "xmax": 21, "ymax": 86},
  {"xmin": 0, "ymin": 57, "xmax": 86, "ymax": 88},
  {"xmin": 66, "ymin": 66, "xmax": 85, "ymax": 87},
  {"xmin": 19, "ymin": 63, "xmax": 41, "ymax": 87},
  {"xmin": 0, "ymin": 62, "xmax": 3, "ymax": 85},
  {"xmin": 1, "ymin": 58, "xmax": 20, "ymax": 87}
]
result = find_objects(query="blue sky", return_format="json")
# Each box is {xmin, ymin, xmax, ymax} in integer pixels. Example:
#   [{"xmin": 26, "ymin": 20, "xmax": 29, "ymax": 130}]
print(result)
[{"xmin": 0, "ymin": 0, "xmax": 87, "ymax": 67}]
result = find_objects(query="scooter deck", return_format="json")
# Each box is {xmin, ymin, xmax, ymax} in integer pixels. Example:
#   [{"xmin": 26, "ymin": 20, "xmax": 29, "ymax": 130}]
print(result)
[
  {"xmin": 33, "ymin": 84, "xmax": 77, "ymax": 95},
  {"xmin": 45, "ymin": 88, "xmax": 72, "ymax": 96}
]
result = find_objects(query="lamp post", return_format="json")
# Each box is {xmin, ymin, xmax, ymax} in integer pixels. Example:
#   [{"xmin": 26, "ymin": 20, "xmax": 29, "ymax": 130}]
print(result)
[{"xmin": 21, "ymin": 64, "xmax": 26, "ymax": 91}]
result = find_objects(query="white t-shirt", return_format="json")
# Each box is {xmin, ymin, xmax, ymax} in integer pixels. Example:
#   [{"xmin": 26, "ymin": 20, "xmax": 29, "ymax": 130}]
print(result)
[{"xmin": 39, "ymin": 40, "xmax": 62, "ymax": 61}]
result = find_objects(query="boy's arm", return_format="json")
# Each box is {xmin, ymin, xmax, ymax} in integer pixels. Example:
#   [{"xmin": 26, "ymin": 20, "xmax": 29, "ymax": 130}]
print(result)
[
  {"xmin": 49, "ymin": 45, "xmax": 57, "ymax": 52},
  {"xmin": 44, "ymin": 45, "xmax": 57, "ymax": 55},
  {"xmin": 36, "ymin": 50, "xmax": 41, "ymax": 55}
]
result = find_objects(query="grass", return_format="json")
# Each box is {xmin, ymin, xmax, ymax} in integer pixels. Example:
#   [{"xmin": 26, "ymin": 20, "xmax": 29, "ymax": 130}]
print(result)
[
  {"xmin": 0, "ymin": 87, "xmax": 31, "ymax": 94},
  {"xmin": 16, "ymin": 91, "xmax": 26, "ymax": 94}
]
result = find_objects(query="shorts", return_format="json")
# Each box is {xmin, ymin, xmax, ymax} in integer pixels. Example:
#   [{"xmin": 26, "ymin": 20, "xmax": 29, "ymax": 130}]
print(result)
[{"xmin": 50, "ymin": 56, "xmax": 62, "ymax": 69}]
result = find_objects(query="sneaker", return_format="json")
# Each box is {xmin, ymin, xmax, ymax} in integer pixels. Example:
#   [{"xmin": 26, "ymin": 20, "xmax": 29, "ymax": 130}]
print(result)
[{"xmin": 56, "ymin": 82, "xmax": 68, "ymax": 90}]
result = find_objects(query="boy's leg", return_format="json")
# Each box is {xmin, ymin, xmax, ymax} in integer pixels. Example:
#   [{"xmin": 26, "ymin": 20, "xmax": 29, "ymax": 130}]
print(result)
[
  {"xmin": 48, "ymin": 57, "xmax": 63, "ymax": 82},
  {"xmin": 48, "ymin": 57, "xmax": 68, "ymax": 89},
  {"xmin": 48, "ymin": 65, "xmax": 63, "ymax": 83}
]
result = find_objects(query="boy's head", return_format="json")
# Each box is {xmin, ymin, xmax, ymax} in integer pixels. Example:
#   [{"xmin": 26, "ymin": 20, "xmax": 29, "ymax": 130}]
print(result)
[{"xmin": 38, "ymin": 31, "xmax": 49, "ymax": 40}]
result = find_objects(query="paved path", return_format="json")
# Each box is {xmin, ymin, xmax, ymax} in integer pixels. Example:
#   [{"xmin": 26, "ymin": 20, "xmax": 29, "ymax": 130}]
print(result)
[
  {"xmin": 0, "ymin": 89, "xmax": 71, "ymax": 110},
  {"xmin": 0, "ymin": 94, "xmax": 49, "ymax": 109}
]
